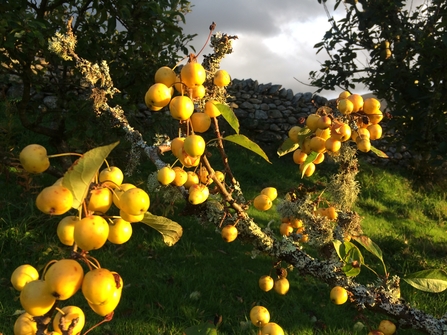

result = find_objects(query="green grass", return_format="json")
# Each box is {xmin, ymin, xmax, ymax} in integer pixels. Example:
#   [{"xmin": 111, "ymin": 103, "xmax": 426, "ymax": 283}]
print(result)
[{"xmin": 1, "ymin": 102, "xmax": 447, "ymax": 334}]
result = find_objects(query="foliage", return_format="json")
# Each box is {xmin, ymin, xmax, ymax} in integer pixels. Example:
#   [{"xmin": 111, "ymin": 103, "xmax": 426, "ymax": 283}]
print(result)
[
  {"xmin": 310, "ymin": 0, "xmax": 447, "ymax": 163},
  {"xmin": 0, "ymin": 0, "xmax": 195, "ymax": 153}
]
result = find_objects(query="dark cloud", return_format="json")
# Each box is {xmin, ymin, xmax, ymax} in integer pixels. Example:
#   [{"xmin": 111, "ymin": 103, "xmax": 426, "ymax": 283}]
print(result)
[{"xmin": 180, "ymin": 0, "xmax": 348, "ymax": 97}]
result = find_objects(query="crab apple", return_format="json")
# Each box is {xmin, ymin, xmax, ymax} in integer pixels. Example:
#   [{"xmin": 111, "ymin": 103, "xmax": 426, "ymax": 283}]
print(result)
[
  {"xmin": 293, "ymin": 149, "xmax": 307, "ymax": 164},
  {"xmin": 180, "ymin": 62, "xmax": 206, "ymax": 88},
  {"xmin": 221, "ymin": 225, "xmax": 238, "ymax": 242},
  {"xmin": 261, "ymin": 187, "xmax": 277, "ymax": 201},
  {"xmin": 171, "ymin": 137, "xmax": 186, "ymax": 158},
  {"xmin": 190, "ymin": 85, "xmax": 206, "ymax": 100},
  {"xmin": 119, "ymin": 188, "xmax": 150, "ymax": 216},
  {"xmin": 52, "ymin": 306, "xmax": 85, "ymax": 335},
  {"xmin": 154, "ymin": 66, "xmax": 176, "ymax": 87},
  {"xmin": 331, "ymin": 122, "xmax": 351, "ymax": 142},
  {"xmin": 88, "ymin": 283, "xmax": 122, "ymax": 316},
  {"xmin": 313, "ymin": 152, "xmax": 325, "ymax": 164},
  {"xmin": 367, "ymin": 124, "xmax": 383, "ymax": 140},
  {"xmin": 82, "ymin": 268, "xmax": 117, "ymax": 305},
  {"xmin": 198, "ymin": 165, "xmax": 212, "ymax": 185},
  {"xmin": 191, "ymin": 112, "xmax": 211, "ymax": 133},
  {"xmin": 88, "ymin": 272, "xmax": 123, "ymax": 316},
  {"xmin": 351, "ymin": 128, "xmax": 370, "ymax": 142},
  {"xmin": 119, "ymin": 209, "xmax": 144, "ymax": 223},
  {"xmin": 112, "ymin": 183, "xmax": 136, "ymax": 209},
  {"xmin": 99, "ymin": 166, "xmax": 124, "ymax": 189},
  {"xmin": 309, "ymin": 136, "xmax": 326, "ymax": 153},
  {"xmin": 330, "ymin": 285, "xmax": 348, "ymax": 305},
  {"xmin": 288, "ymin": 125, "xmax": 302, "ymax": 143},
  {"xmin": 347, "ymin": 93, "xmax": 364, "ymax": 112},
  {"xmin": 368, "ymin": 109, "xmax": 384, "ymax": 124},
  {"xmin": 184, "ymin": 171, "xmax": 200, "ymax": 189},
  {"xmin": 204, "ymin": 100, "xmax": 221, "ymax": 117},
  {"xmin": 171, "ymin": 166, "xmax": 188, "ymax": 187},
  {"xmin": 279, "ymin": 223, "xmax": 293, "ymax": 236},
  {"xmin": 188, "ymin": 184, "xmax": 209, "ymax": 205},
  {"xmin": 317, "ymin": 115, "xmax": 332, "ymax": 129},
  {"xmin": 253, "ymin": 194, "xmax": 272, "ymax": 211},
  {"xmin": 261, "ymin": 323, "xmax": 285, "ymax": 335},
  {"xmin": 338, "ymin": 98, "xmax": 354, "ymax": 115},
  {"xmin": 213, "ymin": 69, "xmax": 231, "ymax": 87},
  {"xmin": 258, "ymin": 275, "xmax": 274, "ymax": 292},
  {"xmin": 35, "ymin": 185, "xmax": 73, "ymax": 215},
  {"xmin": 108, "ymin": 218, "xmax": 133, "ymax": 244},
  {"xmin": 184, "ymin": 134, "xmax": 206, "ymax": 157},
  {"xmin": 368, "ymin": 331, "xmax": 385, "ymax": 335},
  {"xmin": 11, "ymin": 264, "xmax": 39, "ymax": 292},
  {"xmin": 356, "ymin": 137, "xmax": 371, "ymax": 153},
  {"xmin": 87, "ymin": 187, "xmax": 113, "ymax": 214},
  {"xmin": 14, "ymin": 312, "xmax": 37, "ymax": 335},
  {"xmin": 378, "ymin": 320, "xmax": 396, "ymax": 335},
  {"xmin": 144, "ymin": 83, "xmax": 172, "ymax": 110},
  {"xmin": 20, "ymin": 280, "xmax": 56, "ymax": 316},
  {"xmin": 290, "ymin": 217, "xmax": 303, "ymax": 228},
  {"xmin": 274, "ymin": 277, "xmax": 290, "ymax": 295},
  {"xmin": 178, "ymin": 149, "xmax": 201, "ymax": 168},
  {"xmin": 19, "ymin": 144, "xmax": 50, "ymax": 174},
  {"xmin": 44, "ymin": 259, "xmax": 84, "ymax": 300},
  {"xmin": 169, "ymin": 95, "xmax": 194, "ymax": 120},
  {"xmin": 73, "ymin": 215, "xmax": 109, "ymax": 251},
  {"xmin": 56, "ymin": 216, "xmax": 79, "ymax": 246},
  {"xmin": 250, "ymin": 306, "xmax": 270, "ymax": 327},
  {"xmin": 339, "ymin": 90, "xmax": 351, "ymax": 99},
  {"xmin": 363, "ymin": 97, "xmax": 381, "ymax": 114},
  {"xmin": 315, "ymin": 127, "xmax": 331, "ymax": 140},
  {"xmin": 157, "ymin": 166, "xmax": 177, "ymax": 186},
  {"xmin": 306, "ymin": 113, "xmax": 320, "ymax": 131},
  {"xmin": 300, "ymin": 162, "xmax": 316, "ymax": 177},
  {"xmin": 215, "ymin": 170, "xmax": 225, "ymax": 183},
  {"xmin": 325, "ymin": 137, "xmax": 342, "ymax": 153}
]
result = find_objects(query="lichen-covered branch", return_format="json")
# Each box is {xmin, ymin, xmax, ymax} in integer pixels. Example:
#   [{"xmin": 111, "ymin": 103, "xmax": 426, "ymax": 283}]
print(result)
[{"xmin": 49, "ymin": 23, "xmax": 447, "ymax": 335}]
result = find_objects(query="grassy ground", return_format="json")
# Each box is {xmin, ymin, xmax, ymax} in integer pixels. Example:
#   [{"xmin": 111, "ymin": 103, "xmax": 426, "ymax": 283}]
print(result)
[{"xmin": 1, "ymin": 105, "xmax": 447, "ymax": 334}]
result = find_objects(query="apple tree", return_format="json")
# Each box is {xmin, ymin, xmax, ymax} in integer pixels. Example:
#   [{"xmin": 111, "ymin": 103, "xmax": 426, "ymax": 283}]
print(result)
[
  {"xmin": 310, "ymin": 0, "xmax": 447, "ymax": 167},
  {"xmin": 0, "ymin": 0, "xmax": 195, "ymax": 155},
  {"xmin": 8, "ymin": 17, "xmax": 447, "ymax": 335}
]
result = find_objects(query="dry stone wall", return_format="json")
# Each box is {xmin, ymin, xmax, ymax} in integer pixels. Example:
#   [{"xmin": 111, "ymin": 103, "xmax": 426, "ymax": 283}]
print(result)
[{"xmin": 2, "ymin": 73, "xmax": 415, "ymax": 166}]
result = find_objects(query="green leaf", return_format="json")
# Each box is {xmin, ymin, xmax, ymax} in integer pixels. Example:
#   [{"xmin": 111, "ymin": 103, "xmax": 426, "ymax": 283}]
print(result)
[
  {"xmin": 351, "ymin": 235, "xmax": 383, "ymax": 263},
  {"xmin": 222, "ymin": 134, "xmax": 271, "ymax": 163},
  {"xmin": 300, "ymin": 151, "xmax": 318, "ymax": 178},
  {"xmin": 403, "ymin": 269, "xmax": 447, "ymax": 293},
  {"xmin": 342, "ymin": 263, "xmax": 361, "ymax": 277},
  {"xmin": 183, "ymin": 323, "xmax": 217, "ymax": 335},
  {"xmin": 216, "ymin": 104, "xmax": 239, "ymax": 134},
  {"xmin": 332, "ymin": 240, "xmax": 363, "ymax": 277},
  {"xmin": 277, "ymin": 138, "xmax": 299, "ymax": 157},
  {"xmin": 140, "ymin": 212, "xmax": 183, "ymax": 246},
  {"xmin": 370, "ymin": 145, "xmax": 389, "ymax": 158},
  {"xmin": 62, "ymin": 141, "xmax": 119, "ymax": 210}
]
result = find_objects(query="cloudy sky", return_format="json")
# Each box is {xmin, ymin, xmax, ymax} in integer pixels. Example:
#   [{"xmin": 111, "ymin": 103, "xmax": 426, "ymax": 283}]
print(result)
[{"xmin": 181, "ymin": 0, "xmax": 347, "ymax": 98}]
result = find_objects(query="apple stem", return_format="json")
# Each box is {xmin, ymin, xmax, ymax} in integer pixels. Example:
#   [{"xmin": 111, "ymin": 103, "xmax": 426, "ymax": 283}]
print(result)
[{"xmin": 47, "ymin": 152, "xmax": 83, "ymax": 159}]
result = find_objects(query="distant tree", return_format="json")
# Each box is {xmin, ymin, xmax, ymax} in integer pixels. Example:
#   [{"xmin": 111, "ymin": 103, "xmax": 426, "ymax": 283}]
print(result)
[
  {"xmin": 0, "ymin": 0, "xmax": 195, "ymax": 153},
  {"xmin": 310, "ymin": 0, "xmax": 447, "ymax": 165}
]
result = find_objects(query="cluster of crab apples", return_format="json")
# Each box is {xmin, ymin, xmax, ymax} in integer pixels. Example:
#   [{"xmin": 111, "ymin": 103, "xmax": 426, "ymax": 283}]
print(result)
[{"xmin": 289, "ymin": 91, "xmax": 384, "ymax": 177}]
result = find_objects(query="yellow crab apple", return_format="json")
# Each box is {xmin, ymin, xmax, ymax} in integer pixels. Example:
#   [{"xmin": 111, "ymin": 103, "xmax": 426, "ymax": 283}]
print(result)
[
  {"xmin": 181, "ymin": 62, "xmax": 206, "ymax": 88},
  {"xmin": 11, "ymin": 264, "xmax": 39, "ymax": 292},
  {"xmin": 169, "ymin": 95, "xmax": 194, "ymax": 121},
  {"xmin": 35, "ymin": 185, "xmax": 73, "ymax": 215},
  {"xmin": 19, "ymin": 144, "xmax": 50, "ymax": 174},
  {"xmin": 213, "ymin": 69, "xmax": 231, "ymax": 87},
  {"xmin": 250, "ymin": 306, "xmax": 270, "ymax": 327},
  {"xmin": 154, "ymin": 66, "xmax": 176, "ymax": 87},
  {"xmin": 44, "ymin": 259, "xmax": 84, "ymax": 300}
]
